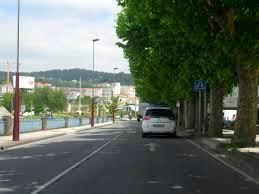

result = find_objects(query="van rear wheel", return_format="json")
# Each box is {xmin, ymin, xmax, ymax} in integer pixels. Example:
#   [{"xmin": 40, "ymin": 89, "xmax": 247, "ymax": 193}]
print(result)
[{"xmin": 169, "ymin": 131, "xmax": 177, "ymax": 138}]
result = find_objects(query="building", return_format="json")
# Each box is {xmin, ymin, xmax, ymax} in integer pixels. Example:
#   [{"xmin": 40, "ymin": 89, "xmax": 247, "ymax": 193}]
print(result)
[
  {"xmin": 0, "ymin": 84, "xmax": 13, "ymax": 96},
  {"xmin": 35, "ymin": 82, "xmax": 52, "ymax": 88},
  {"xmin": 112, "ymin": 83, "xmax": 121, "ymax": 96},
  {"xmin": 223, "ymin": 86, "xmax": 259, "ymax": 121},
  {"xmin": 121, "ymin": 86, "xmax": 136, "ymax": 98},
  {"xmin": 81, "ymin": 88, "xmax": 103, "ymax": 97}
]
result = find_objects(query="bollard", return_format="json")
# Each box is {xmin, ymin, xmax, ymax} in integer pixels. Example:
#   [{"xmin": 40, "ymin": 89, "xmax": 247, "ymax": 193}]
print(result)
[
  {"xmin": 41, "ymin": 117, "xmax": 48, "ymax": 130},
  {"xmin": 97, "ymin": 117, "xmax": 99, "ymax": 124},
  {"xmin": 64, "ymin": 117, "xmax": 69, "ymax": 128},
  {"xmin": 79, "ymin": 117, "xmax": 83, "ymax": 126},
  {"xmin": 4, "ymin": 116, "xmax": 13, "ymax": 136}
]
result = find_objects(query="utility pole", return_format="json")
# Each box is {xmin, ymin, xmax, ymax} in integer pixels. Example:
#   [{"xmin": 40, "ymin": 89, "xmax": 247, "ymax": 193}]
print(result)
[
  {"xmin": 78, "ymin": 77, "xmax": 82, "ymax": 115},
  {"xmin": 91, "ymin": 38, "xmax": 100, "ymax": 127},
  {"xmin": 112, "ymin": 67, "xmax": 118, "ymax": 97},
  {"xmin": 13, "ymin": 0, "xmax": 21, "ymax": 141},
  {"xmin": 0, "ymin": 61, "xmax": 13, "ymax": 89}
]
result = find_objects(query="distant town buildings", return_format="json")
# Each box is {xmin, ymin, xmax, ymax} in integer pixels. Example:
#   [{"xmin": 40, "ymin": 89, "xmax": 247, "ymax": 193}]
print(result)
[
  {"xmin": 60, "ymin": 82, "xmax": 138, "ymax": 105},
  {"xmin": 35, "ymin": 82, "xmax": 52, "ymax": 88},
  {"xmin": 0, "ymin": 76, "xmax": 139, "ymax": 110},
  {"xmin": 0, "ymin": 84, "xmax": 13, "ymax": 96}
]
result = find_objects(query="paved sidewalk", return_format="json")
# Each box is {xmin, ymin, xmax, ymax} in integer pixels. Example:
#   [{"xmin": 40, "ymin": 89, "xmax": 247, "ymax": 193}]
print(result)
[
  {"xmin": 202, "ymin": 129, "xmax": 259, "ymax": 154},
  {"xmin": 0, "ymin": 122, "xmax": 113, "ymax": 150}
]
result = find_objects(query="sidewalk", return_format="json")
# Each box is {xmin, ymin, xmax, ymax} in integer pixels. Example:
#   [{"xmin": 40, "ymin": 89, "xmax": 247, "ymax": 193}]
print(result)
[
  {"xmin": 183, "ymin": 129, "xmax": 259, "ymax": 182},
  {"xmin": 0, "ymin": 122, "xmax": 113, "ymax": 150},
  {"xmin": 201, "ymin": 129, "xmax": 259, "ymax": 154}
]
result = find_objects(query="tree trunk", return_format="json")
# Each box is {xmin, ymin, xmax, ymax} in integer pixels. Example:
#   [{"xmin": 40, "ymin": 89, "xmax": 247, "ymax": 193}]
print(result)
[
  {"xmin": 232, "ymin": 63, "xmax": 257, "ymax": 147},
  {"xmin": 184, "ymin": 101, "xmax": 188, "ymax": 128},
  {"xmin": 190, "ymin": 94, "xmax": 196, "ymax": 129},
  {"xmin": 112, "ymin": 111, "xmax": 115, "ymax": 123},
  {"xmin": 208, "ymin": 87, "xmax": 224, "ymax": 137},
  {"xmin": 195, "ymin": 93, "xmax": 199, "ymax": 130}
]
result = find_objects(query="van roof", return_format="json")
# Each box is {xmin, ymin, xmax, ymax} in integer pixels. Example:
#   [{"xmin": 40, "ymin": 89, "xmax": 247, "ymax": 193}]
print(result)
[{"xmin": 146, "ymin": 106, "xmax": 171, "ymax": 110}]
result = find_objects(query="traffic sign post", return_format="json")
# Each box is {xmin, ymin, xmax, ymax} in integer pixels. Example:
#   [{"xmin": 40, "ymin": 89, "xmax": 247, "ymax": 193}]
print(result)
[
  {"xmin": 176, "ymin": 101, "xmax": 180, "ymax": 128},
  {"xmin": 194, "ymin": 80, "xmax": 206, "ymax": 91},
  {"xmin": 194, "ymin": 80, "xmax": 207, "ymax": 135},
  {"xmin": 199, "ymin": 90, "xmax": 201, "ymax": 133}
]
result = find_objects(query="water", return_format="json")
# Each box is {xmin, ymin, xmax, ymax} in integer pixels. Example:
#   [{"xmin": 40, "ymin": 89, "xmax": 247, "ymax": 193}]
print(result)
[
  {"xmin": 0, "ymin": 117, "xmax": 108, "ymax": 136},
  {"xmin": 0, "ymin": 121, "xmax": 4, "ymax": 135}
]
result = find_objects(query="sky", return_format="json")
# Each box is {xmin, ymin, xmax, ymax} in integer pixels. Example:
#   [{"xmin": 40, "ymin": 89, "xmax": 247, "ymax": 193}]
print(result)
[{"xmin": 0, "ymin": 0, "xmax": 129, "ymax": 73}]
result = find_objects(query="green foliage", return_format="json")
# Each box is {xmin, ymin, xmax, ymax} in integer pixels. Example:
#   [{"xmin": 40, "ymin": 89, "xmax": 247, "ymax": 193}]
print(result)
[
  {"xmin": 105, "ymin": 96, "xmax": 120, "ymax": 116},
  {"xmin": 0, "ymin": 69, "xmax": 133, "ymax": 88},
  {"xmin": 32, "ymin": 88, "xmax": 67, "ymax": 114},
  {"xmin": 1, "ymin": 93, "xmax": 14, "ymax": 112},
  {"xmin": 116, "ymin": 0, "xmax": 258, "ymax": 104},
  {"xmin": 24, "ymin": 92, "xmax": 33, "ymax": 112}
]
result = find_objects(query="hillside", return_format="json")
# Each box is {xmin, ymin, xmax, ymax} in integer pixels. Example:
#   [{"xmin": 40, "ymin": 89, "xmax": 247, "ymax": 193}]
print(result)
[{"xmin": 0, "ymin": 68, "xmax": 133, "ymax": 87}]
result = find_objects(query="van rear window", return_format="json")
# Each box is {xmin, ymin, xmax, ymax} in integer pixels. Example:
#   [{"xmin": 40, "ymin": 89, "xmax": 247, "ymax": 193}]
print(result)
[{"xmin": 146, "ymin": 109, "xmax": 173, "ymax": 118}]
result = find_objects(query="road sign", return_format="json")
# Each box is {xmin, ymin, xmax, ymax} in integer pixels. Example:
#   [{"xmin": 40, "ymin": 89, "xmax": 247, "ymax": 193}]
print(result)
[
  {"xmin": 145, "ymin": 143, "xmax": 160, "ymax": 152},
  {"xmin": 176, "ymin": 101, "xmax": 180, "ymax": 108},
  {"xmin": 194, "ymin": 80, "xmax": 206, "ymax": 91}
]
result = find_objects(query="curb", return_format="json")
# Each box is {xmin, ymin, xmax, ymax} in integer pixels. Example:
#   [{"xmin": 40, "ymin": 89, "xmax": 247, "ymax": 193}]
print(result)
[
  {"xmin": 200, "ymin": 138, "xmax": 259, "ymax": 160},
  {"xmin": 195, "ymin": 137, "xmax": 259, "ymax": 181},
  {"xmin": 0, "ymin": 133, "xmax": 66, "ymax": 151},
  {"xmin": 201, "ymin": 138, "xmax": 221, "ymax": 150},
  {"xmin": 0, "ymin": 122, "xmax": 114, "ymax": 151}
]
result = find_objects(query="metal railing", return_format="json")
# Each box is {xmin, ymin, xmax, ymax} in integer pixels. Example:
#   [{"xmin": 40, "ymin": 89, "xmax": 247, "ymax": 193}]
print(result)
[{"xmin": 0, "ymin": 117, "xmax": 109, "ymax": 136}]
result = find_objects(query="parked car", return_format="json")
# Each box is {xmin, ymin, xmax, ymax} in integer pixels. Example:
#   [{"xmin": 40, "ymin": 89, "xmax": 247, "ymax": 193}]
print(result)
[{"xmin": 141, "ymin": 106, "xmax": 176, "ymax": 137}]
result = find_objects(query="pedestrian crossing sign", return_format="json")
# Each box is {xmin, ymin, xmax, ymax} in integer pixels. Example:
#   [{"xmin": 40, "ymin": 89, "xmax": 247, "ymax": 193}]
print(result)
[{"xmin": 194, "ymin": 80, "xmax": 206, "ymax": 91}]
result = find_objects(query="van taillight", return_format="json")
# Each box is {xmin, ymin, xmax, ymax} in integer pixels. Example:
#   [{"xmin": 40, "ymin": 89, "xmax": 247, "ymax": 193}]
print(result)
[
  {"xmin": 169, "ymin": 116, "xmax": 175, "ymax": 120},
  {"xmin": 144, "ymin": 116, "xmax": 151, "ymax": 120}
]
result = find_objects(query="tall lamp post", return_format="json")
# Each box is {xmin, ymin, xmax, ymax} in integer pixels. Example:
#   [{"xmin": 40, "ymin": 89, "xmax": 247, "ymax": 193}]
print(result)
[
  {"xmin": 112, "ymin": 67, "xmax": 118, "ymax": 97},
  {"xmin": 13, "ymin": 0, "xmax": 21, "ymax": 141},
  {"xmin": 91, "ymin": 38, "xmax": 100, "ymax": 127},
  {"xmin": 78, "ymin": 77, "xmax": 82, "ymax": 115}
]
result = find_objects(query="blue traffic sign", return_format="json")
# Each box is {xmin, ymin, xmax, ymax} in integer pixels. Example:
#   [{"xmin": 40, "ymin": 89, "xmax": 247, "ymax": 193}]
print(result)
[{"xmin": 194, "ymin": 80, "xmax": 206, "ymax": 91}]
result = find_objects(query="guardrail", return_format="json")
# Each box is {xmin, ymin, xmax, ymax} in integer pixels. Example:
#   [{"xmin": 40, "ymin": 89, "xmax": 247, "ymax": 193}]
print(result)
[{"xmin": 0, "ymin": 117, "xmax": 109, "ymax": 136}]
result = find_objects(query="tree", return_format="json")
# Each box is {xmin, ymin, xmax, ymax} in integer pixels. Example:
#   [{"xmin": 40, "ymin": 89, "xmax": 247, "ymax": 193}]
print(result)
[
  {"xmin": 116, "ymin": 0, "xmax": 235, "ymax": 135},
  {"xmin": 117, "ymin": 0, "xmax": 259, "ymax": 146},
  {"xmin": 32, "ymin": 88, "xmax": 67, "ymax": 114},
  {"xmin": 105, "ymin": 96, "xmax": 119, "ymax": 123},
  {"xmin": 24, "ymin": 92, "xmax": 33, "ymax": 112},
  {"xmin": 1, "ymin": 93, "xmax": 14, "ymax": 112}
]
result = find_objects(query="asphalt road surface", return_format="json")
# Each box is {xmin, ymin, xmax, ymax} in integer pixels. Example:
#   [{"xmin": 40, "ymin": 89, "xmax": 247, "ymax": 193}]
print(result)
[{"xmin": 0, "ymin": 121, "xmax": 258, "ymax": 194}]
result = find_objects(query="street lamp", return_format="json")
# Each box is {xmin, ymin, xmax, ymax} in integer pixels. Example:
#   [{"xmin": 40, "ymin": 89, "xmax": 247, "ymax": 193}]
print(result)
[
  {"xmin": 91, "ymin": 38, "xmax": 100, "ymax": 127},
  {"xmin": 112, "ymin": 67, "xmax": 118, "ymax": 97},
  {"xmin": 13, "ymin": 0, "xmax": 21, "ymax": 141},
  {"xmin": 113, "ymin": 67, "xmax": 118, "ymax": 83}
]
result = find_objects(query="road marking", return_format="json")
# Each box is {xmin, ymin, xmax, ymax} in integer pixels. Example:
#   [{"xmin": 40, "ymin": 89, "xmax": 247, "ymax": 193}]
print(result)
[
  {"xmin": 147, "ymin": 181, "xmax": 159, "ymax": 184},
  {"xmin": 30, "ymin": 132, "xmax": 124, "ymax": 194},
  {"xmin": 0, "ymin": 135, "xmax": 67, "ymax": 152},
  {"xmin": 170, "ymin": 185, "xmax": 183, "ymax": 189},
  {"xmin": 0, "ymin": 188, "xmax": 13, "ymax": 192},
  {"xmin": 1, "ymin": 123, "xmax": 114, "ymax": 152},
  {"xmin": 186, "ymin": 139, "xmax": 259, "ymax": 185},
  {"xmin": 145, "ymin": 143, "xmax": 160, "ymax": 152}
]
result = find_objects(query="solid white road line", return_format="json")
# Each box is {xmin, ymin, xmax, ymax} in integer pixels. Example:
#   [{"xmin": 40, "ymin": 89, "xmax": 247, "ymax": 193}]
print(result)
[
  {"xmin": 30, "ymin": 132, "xmax": 124, "ymax": 194},
  {"xmin": 1, "ymin": 135, "xmax": 67, "ymax": 152},
  {"xmin": 186, "ymin": 139, "xmax": 259, "ymax": 185},
  {"xmin": 1, "ymin": 123, "xmax": 113, "ymax": 152}
]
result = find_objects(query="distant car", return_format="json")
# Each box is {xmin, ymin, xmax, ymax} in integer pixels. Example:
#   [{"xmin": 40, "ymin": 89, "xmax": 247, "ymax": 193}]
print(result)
[
  {"xmin": 115, "ymin": 115, "xmax": 121, "ymax": 120},
  {"xmin": 141, "ymin": 107, "xmax": 176, "ymax": 137}
]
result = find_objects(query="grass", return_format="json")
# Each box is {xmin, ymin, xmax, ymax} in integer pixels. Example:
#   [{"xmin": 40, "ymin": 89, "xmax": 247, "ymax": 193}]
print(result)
[{"xmin": 221, "ymin": 143, "xmax": 240, "ymax": 153}]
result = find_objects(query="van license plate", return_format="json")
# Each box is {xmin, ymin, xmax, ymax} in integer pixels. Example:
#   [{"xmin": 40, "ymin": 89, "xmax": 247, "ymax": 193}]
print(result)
[{"xmin": 153, "ymin": 124, "xmax": 165, "ymax": 127}]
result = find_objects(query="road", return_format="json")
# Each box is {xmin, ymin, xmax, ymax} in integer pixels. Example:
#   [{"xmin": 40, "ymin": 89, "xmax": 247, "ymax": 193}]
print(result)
[{"xmin": 0, "ymin": 121, "xmax": 258, "ymax": 194}]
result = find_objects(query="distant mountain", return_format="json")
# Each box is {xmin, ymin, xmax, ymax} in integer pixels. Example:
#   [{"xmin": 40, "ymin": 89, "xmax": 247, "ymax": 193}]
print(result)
[{"xmin": 0, "ymin": 68, "xmax": 133, "ymax": 88}]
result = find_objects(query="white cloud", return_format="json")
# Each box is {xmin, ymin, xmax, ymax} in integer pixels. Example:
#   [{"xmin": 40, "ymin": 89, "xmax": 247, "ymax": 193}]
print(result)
[{"xmin": 0, "ymin": 0, "xmax": 129, "ymax": 73}]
